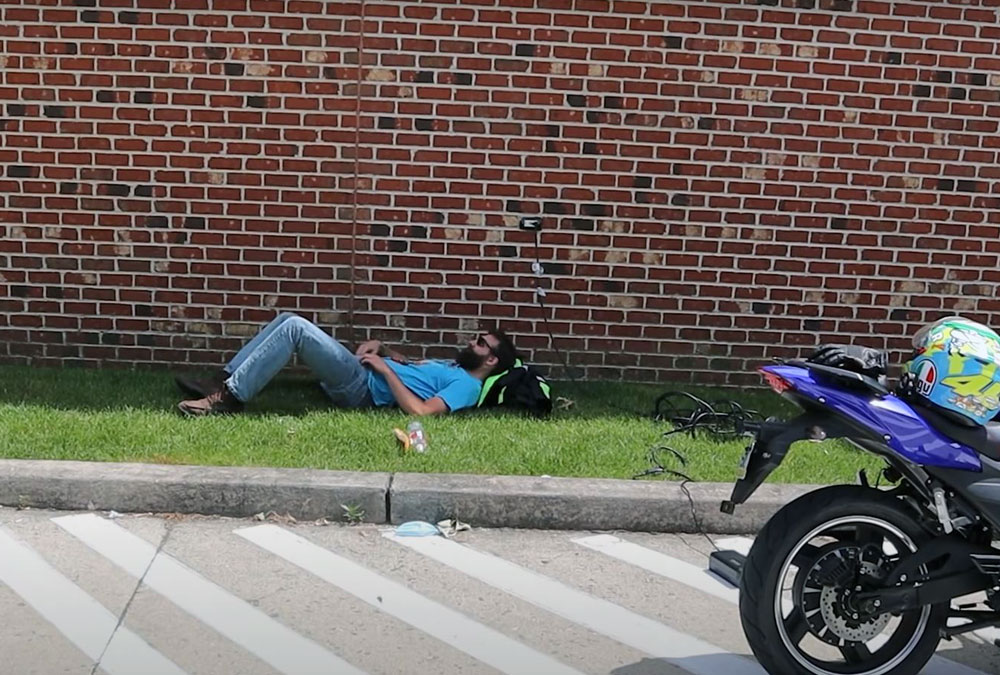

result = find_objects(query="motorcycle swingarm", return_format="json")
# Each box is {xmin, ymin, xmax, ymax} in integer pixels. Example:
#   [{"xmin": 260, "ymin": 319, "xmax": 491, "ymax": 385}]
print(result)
[
  {"xmin": 722, "ymin": 412, "xmax": 853, "ymax": 513},
  {"xmin": 856, "ymin": 569, "xmax": 992, "ymax": 616}
]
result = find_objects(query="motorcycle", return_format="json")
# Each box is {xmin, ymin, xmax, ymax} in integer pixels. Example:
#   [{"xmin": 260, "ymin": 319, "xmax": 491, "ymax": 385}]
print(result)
[{"xmin": 722, "ymin": 357, "xmax": 1000, "ymax": 675}]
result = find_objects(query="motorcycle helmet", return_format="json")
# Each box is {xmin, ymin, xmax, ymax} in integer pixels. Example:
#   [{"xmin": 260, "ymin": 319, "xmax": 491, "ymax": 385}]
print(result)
[{"xmin": 903, "ymin": 316, "xmax": 1000, "ymax": 426}]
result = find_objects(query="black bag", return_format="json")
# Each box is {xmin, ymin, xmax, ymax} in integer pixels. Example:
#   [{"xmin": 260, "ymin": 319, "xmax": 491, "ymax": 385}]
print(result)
[{"xmin": 476, "ymin": 359, "xmax": 553, "ymax": 417}]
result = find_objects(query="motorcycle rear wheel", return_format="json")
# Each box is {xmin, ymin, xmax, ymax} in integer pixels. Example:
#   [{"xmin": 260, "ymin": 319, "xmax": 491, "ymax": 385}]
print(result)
[{"xmin": 739, "ymin": 485, "xmax": 948, "ymax": 675}]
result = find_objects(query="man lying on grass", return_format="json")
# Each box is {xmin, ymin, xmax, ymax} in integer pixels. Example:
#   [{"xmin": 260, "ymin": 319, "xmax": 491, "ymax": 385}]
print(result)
[{"xmin": 176, "ymin": 312, "xmax": 518, "ymax": 417}]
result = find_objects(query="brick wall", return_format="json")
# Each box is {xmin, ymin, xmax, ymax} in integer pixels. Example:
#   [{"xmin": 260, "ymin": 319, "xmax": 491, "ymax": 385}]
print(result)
[{"xmin": 2, "ymin": 0, "xmax": 1000, "ymax": 386}]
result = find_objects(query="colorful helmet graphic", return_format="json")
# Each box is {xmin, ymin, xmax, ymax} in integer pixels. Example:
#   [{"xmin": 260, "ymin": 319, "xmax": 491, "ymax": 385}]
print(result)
[{"xmin": 904, "ymin": 316, "xmax": 1000, "ymax": 426}]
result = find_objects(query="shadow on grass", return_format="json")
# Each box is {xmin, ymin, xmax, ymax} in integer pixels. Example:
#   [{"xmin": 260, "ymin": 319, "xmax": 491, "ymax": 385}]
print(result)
[{"xmin": 0, "ymin": 363, "xmax": 790, "ymax": 422}]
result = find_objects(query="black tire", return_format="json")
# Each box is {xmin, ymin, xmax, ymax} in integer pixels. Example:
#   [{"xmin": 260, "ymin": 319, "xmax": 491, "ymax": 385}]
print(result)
[{"xmin": 739, "ymin": 485, "xmax": 948, "ymax": 675}]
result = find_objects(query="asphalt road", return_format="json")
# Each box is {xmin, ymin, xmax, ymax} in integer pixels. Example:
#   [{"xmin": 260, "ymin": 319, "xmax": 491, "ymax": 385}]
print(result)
[{"xmin": 1, "ymin": 508, "xmax": 998, "ymax": 675}]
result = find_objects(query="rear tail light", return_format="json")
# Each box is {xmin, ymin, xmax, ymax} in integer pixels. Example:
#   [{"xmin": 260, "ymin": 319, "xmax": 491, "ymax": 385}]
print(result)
[{"xmin": 760, "ymin": 368, "xmax": 794, "ymax": 394}]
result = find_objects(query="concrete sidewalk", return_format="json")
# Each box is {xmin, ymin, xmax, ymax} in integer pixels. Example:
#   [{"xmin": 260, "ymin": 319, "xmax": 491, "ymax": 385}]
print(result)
[{"xmin": 0, "ymin": 459, "xmax": 815, "ymax": 533}]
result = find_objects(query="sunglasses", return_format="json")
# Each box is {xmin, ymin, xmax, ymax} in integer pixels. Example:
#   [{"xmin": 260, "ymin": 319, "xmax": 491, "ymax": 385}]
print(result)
[{"xmin": 476, "ymin": 335, "xmax": 499, "ymax": 356}]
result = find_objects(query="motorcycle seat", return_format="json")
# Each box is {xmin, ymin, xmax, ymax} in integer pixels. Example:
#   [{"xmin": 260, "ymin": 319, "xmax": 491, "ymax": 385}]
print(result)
[{"xmin": 912, "ymin": 403, "xmax": 1000, "ymax": 462}]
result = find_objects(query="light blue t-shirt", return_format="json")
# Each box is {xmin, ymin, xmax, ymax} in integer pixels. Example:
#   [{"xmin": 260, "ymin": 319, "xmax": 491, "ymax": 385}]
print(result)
[{"xmin": 367, "ymin": 360, "xmax": 482, "ymax": 412}]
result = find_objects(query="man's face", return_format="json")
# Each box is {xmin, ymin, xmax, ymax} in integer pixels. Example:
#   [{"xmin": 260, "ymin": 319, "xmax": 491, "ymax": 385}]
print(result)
[{"xmin": 456, "ymin": 333, "xmax": 499, "ymax": 371}]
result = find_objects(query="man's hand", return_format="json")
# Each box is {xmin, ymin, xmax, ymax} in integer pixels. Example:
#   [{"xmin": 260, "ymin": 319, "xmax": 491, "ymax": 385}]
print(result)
[
  {"xmin": 359, "ymin": 352, "xmax": 392, "ymax": 375},
  {"xmin": 355, "ymin": 339, "xmax": 382, "ymax": 357}
]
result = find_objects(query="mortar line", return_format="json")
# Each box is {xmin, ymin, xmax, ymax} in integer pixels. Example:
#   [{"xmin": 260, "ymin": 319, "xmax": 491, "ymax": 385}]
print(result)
[{"xmin": 89, "ymin": 520, "xmax": 175, "ymax": 675}]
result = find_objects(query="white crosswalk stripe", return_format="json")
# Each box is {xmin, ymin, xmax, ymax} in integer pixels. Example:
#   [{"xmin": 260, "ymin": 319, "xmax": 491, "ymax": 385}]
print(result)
[
  {"xmin": 0, "ymin": 524, "xmax": 188, "ymax": 675},
  {"xmin": 385, "ymin": 531, "xmax": 767, "ymax": 675},
  {"xmin": 236, "ymin": 524, "xmax": 584, "ymax": 675},
  {"xmin": 576, "ymin": 534, "xmax": 990, "ymax": 675},
  {"xmin": 53, "ymin": 513, "xmax": 365, "ymax": 675}
]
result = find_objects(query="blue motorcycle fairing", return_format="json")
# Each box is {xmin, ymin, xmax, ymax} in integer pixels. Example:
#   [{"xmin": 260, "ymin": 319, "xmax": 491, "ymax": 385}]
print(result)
[{"xmin": 767, "ymin": 364, "xmax": 982, "ymax": 473}]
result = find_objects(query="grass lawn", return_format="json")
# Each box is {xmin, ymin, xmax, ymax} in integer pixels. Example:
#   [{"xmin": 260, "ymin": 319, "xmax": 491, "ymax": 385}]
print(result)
[{"xmin": 0, "ymin": 364, "xmax": 883, "ymax": 485}]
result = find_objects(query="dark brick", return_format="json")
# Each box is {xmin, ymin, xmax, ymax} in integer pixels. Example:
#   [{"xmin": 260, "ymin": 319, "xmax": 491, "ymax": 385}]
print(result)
[
  {"xmin": 671, "ymin": 193, "xmax": 690, "ymax": 206},
  {"xmin": 936, "ymin": 71, "xmax": 953, "ymax": 83},
  {"xmin": 205, "ymin": 46, "xmax": 227, "ymax": 60},
  {"xmin": 634, "ymin": 176, "xmax": 652, "ymax": 189},
  {"xmin": 369, "ymin": 224, "xmax": 390, "ymax": 236},
  {"xmin": 119, "ymin": 10, "xmax": 139, "ymax": 24},
  {"xmin": 225, "ymin": 63, "xmax": 245, "ymax": 76},
  {"xmin": 415, "ymin": 118, "xmax": 434, "ymax": 131},
  {"xmin": 377, "ymin": 116, "xmax": 396, "ymax": 129},
  {"xmin": 752, "ymin": 302, "xmax": 772, "ymax": 314},
  {"xmin": 543, "ymin": 201, "xmax": 567, "ymax": 214},
  {"xmin": 567, "ymin": 94, "xmax": 587, "ymax": 107},
  {"xmin": 603, "ymin": 96, "xmax": 623, "ymax": 109},
  {"xmin": 145, "ymin": 215, "xmax": 168, "ymax": 228},
  {"xmin": 74, "ymin": 0, "xmax": 96, "ymax": 5},
  {"xmin": 797, "ymin": 0, "xmax": 816, "ymax": 7},
  {"xmin": 409, "ymin": 225, "xmax": 427, "ymax": 238},
  {"xmin": 937, "ymin": 178, "xmax": 955, "ymax": 191},
  {"xmin": 636, "ymin": 192, "xmax": 650, "ymax": 203},
  {"xmin": 756, "ymin": 0, "xmax": 779, "ymax": 5},
  {"xmin": 599, "ymin": 280, "xmax": 624, "ymax": 292},
  {"xmin": 544, "ymin": 140, "xmax": 557, "ymax": 152},
  {"xmin": 8, "ymin": 165, "xmax": 36, "ymax": 178},
  {"xmin": 831, "ymin": 217, "xmax": 848, "ymax": 229},
  {"xmin": 586, "ymin": 111, "xmax": 604, "ymax": 124},
  {"xmin": 958, "ymin": 179, "xmax": 979, "ymax": 192},
  {"xmin": 45, "ymin": 286, "xmax": 63, "ymax": 299},
  {"xmin": 803, "ymin": 319, "xmax": 821, "ymax": 331},
  {"xmin": 570, "ymin": 218, "xmax": 595, "ymax": 230},
  {"xmin": 10, "ymin": 285, "xmax": 29, "ymax": 297},
  {"xmin": 971, "ymin": 72, "xmax": 988, "ymax": 86},
  {"xmin": 64, "ymin": 43, "xmax": 78, "ymax": 55},
  {"xmin": 583, "ymin": 203, "xmax": 609, "ymax": 216},
  {"xmin": 246, "ymin": 96, "xmax": 269, "ymax": 108},
  {"xmin": 498, "ymin": 246, "xmax": 518, "ymax": 257},
  {"xmin": 913, "ymin": 84, "xmax": 931, "ymax": 97},
  {"xmin": 454, "ymin": 72, "xmax": 472, "ymax": 86},
  {"xmin": 7, "ymin": 104, "xmax": 26, "ymax": 116},
  {"xmin": 889, "ymin": 308, "xmax": 911, "ymax": 321},
  {"xmin": 884, "ymin": 52, "xmax": 901, "ymax": 65},
  {"xmin": 101, "ymin": 333, "xmax": 120, "ymax": 345},
  {"xmin": 134, "ymin": 91, "xmax": 153, "ymax": 104},
  {"xmin": 831, "ymin": 0, "xmax": 852, "ymax": 9},
  {"xmin": 544, "ymin": 262, "xmax": 569, "ymax": 275},
  {"xmin": 96, "ymin": 90, "xmax": 116, "ymax": 103},
  {"xmin": 106, "ymin": 183, "xmax": 130, "ymax": 196},
  {"xmin": 515, "ymin": 43, "xmax": 535, "ymax": 57},
  {"xmin": 81, "ymin": 10, "xmax": 100, "ymax": 22},
  {"xmin": 59, "ymin": 182, "xmax": 78, "ymax": 194},
  {"xmin": 43, "ymin": 105, "xmax": 65, "ymax": 118},
  {"xmin": 582, "ymin": 142, "xmax": 598, "ymax": 154},
  {"xmin": 546, "ymin": 124, "xmax": 560, "ymax": 137},
  {"xmin": 663, "ymin": 36, "xmax": 683, "ymax": 49},
  {"xmin": 183, "ymin": 216, "xmax": 206, "ymax": 229},
  {"xmin": 415, "ymin": 71, "xmax": 434, "ymax": 83},
  {"xmin": 697, "ymin": 117, "xmax": 715, "ymax": 130},
  {"xmin": 135, "ymin": 304, "xmax": 153, "ymax": 317},
  {"xmin": 949, "ymin": 87, "xmax": 967, "ymax": 100},
  {"xmin": 505, "ymin": 200, "xmax": 522, "ymax": 213},
  {"xmin": 387, "ymin": 240, "xmax": 407, "ymax": 252},
  {"xmin": 134, "ymin": 185, "xmax": 154, "ymax": 197}
]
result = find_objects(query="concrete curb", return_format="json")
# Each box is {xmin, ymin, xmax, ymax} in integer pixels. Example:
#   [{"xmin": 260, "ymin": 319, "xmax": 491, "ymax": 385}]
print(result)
[
  {"xmin": 0, "ymin": 460, "xmax": 390, "ymax": 523},
  {"xmin": 0, "ymin": 459, "xmax": 817, "ymax": 533}
]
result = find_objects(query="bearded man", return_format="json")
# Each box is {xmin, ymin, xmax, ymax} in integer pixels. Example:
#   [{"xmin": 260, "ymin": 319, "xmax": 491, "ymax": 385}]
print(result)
[{"xmin": 175, "ymin": 312, "xmax": 518, "ymax": 417}]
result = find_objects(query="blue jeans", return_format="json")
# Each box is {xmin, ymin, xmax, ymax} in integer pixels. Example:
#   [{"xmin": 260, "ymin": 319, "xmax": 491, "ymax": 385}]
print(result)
[{"xmin": 224, "ymin": 313, "xmax": 373, "ymax": 408}]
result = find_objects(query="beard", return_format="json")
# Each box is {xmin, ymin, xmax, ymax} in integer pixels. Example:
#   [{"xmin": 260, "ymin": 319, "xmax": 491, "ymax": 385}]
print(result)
[{"xmin": 455, "ymin": 346, "xmax": 488, "ymax": 371}]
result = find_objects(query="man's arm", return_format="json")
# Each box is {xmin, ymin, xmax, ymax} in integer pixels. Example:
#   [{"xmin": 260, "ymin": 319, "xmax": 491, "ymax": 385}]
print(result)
[
  {"xmin": 359, "ymin": 353, "xmax": 447, "ymax": 415},
  {"xmin": 356, "ymin": 339, "xmax": 409, "ymax": 364}
]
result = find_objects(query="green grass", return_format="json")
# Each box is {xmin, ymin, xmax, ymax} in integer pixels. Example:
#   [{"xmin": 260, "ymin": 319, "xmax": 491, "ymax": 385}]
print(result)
[{"xmin": 0, "ymin": 365, "xmax": 883, "ymax": 484}]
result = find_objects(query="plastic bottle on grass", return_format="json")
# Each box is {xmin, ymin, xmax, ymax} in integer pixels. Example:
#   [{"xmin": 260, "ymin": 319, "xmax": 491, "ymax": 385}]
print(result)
[{"xmin": 407, "ymin": 420, "xmax": 428, "ymax": 453}]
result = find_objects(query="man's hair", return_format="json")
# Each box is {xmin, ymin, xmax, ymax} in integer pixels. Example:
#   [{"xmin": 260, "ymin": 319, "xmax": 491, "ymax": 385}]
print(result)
[{"xmin": 488, "ymin": 329, "xmax": 518, "ymax": 375}]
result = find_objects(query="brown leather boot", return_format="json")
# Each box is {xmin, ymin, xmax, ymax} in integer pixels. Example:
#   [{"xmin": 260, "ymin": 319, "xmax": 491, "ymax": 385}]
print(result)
[
  {"xmin": 177, "ymin": 385, "xmax": 244, "ymax": 417},
  {"xmin": 174, "ymin": 368, "xmax": 229, "ymax": 399}
]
